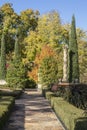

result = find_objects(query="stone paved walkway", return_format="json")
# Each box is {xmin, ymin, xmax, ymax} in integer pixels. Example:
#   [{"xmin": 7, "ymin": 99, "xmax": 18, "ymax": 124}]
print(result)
[{"xmin": 3, "ymin": 89, "xmax": 65, "ymax": 130}]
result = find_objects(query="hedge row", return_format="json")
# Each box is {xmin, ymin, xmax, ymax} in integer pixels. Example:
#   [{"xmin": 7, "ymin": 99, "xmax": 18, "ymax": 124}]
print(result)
[
  {"xmin": 0, "ymin": 96, "xmax": 15, "ymax": 130},
  {"xmin": 0, "ymin": 89, "xmax": 23, "ymax": 99},
  {"xmin": 42, "ymin": 89, "xmax": 87, "ymax": 130},
  {"xmin": 55, "ymin": 84, "xmax": 87, "ymax": 109}
]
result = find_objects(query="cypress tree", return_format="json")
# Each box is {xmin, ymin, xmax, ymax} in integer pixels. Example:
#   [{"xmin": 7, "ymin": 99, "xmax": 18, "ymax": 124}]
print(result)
[
  {"xmin": 14, "ymin": 33, "xmax": 21, "ymax": 61},
  {"xmin": 68, "ymin": 15, "xmax": 79, "ymax": 82},
  {"xmin": 0, "ymin": 32, "xmax": 6, "ymax": 79},
  {"xmin": 6, "ymin": 31, "xmax": 26, "ymax": 89}
]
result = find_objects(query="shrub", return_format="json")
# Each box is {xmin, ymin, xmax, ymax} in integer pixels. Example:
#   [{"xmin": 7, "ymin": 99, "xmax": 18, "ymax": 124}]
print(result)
[
  {"xmin": 39, "ymin": 56, "xmax": 58, "ymax": 86},
  {"xmin": 25, "ymin": 78, "xmax": 36, "ymax": 88},
  {"xmin": 6, "ymin": 60, "xmax": 26, "ymax": 89},
  {"xmin": 0, "ymin": 96, "xmax": 15, "ymax": 129}
]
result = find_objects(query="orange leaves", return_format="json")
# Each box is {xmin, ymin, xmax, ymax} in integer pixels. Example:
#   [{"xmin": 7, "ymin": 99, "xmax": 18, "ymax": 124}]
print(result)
[
  {"xmin": 28, "ymin": 67, "xmax": 38, "ymax": 82},
  {"xmin": 35, "ymin": 44, "xmax": 57, "ymax": 66},
  {"xmin": 29, "ymin": 45, "xmax": 58, "ymax": 82}
]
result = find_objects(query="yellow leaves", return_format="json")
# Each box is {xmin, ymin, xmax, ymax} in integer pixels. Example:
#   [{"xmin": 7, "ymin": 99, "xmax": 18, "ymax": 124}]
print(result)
[
  {"xmin": 0, "ymin": 3, "xmax": 14, "ymax": 16},
  {"xmin": 28, "ymin": 45, "xmax": 59, "ymax": 82},
  {"xmin": 20, "ymin": 9, "xmax": 39, "ymax": 29},
  {"xmin": 60, "ymin": 26, "xmax": 69, "ymax": 42},
  {"xmin": 36, "ymin": 11, "xmax": 66, "ymax": 50},
  {"xmin": 36, "ymin": 45, "xmax": 58, "ymax": 68},
  {"xmin": 3, "ymin": 16, "xmax": 11, "ymax": 33}
]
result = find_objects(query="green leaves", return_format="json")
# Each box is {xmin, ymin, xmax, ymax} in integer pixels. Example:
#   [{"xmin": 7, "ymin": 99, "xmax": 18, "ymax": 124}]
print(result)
[
  {"xmin": 20, "ymin": 9, "xmax": 39, "ymax": 34},
  {"xmin": 68, "ymin": 15, "xmax": 79, "ymax": 82},
  {"xmin": 39, "ymin": 56, "xmax": 58, "ymax": 86},
  {"xmin": 6, "ymin": 61, "xmax": 26, "ymax": 89},
  {"xmin": 0, "ymin": 33, "xmax": 6, "ymax": 79}
]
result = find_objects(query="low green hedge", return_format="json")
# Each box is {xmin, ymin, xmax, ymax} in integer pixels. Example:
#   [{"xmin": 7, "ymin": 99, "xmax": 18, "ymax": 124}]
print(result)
[
  {"xmin": 0, "ymin": 89, "xmax": 23, "ymax": 99},
  {"xmin": 43, "ymin": 90, "xmax": 87, "ymax": 130},
  {"xmin": 0, "ymin": 96, "xmax": 15, "ymax": 129}
]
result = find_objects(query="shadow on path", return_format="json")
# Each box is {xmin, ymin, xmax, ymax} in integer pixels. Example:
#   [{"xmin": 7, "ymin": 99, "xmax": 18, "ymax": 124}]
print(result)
[{"xmin": 3, "ymin": 89, "xmax": 64, "ymax": 130}]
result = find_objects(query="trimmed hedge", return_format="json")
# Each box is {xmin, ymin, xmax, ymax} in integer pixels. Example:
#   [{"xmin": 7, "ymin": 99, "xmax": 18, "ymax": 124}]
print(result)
[
  {"xmin": 55, "ymin": 84, "xmax": 87, "ymax": 109},
  {"xmin": 42, "ymin": 89, "xmax": 87, "ymax": 130},
  {"xmin": 0, "ymin": 96, "xmax": 15, "ymax": 129},
  {"xmin": 0, "ymin": 89, "xmax": 23, "ymax": 99}
]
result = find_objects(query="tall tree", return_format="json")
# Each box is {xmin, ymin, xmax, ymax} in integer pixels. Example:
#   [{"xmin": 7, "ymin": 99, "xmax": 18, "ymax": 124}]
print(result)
[
  {"xmin": 0, "ymin": 32, "xmax": 6, "ymax": 79},
  {"xmin": 14, "ymin": 31, "xmax": 21, "ymax": 61},
  {"xmin": 0, "ymin": 15, "xmax": 10, "ymax": 80},
  {"xmin": 20, "ymin": 9, "xmax": 39, "ymax": 36},
  {"xmin": 25, "ymin": 10, "xmax": 62, "ymax": 62},
  {"xmin": 0, "ymin": 3, "xmax": 20, "ymax": 56},
  {"xmin": 68, "ymin": 15, "xmax": 79, "ymax": 82},
  {"xmin": 6, "ymin": 31, "xmax": 26, "ymax": 89}
]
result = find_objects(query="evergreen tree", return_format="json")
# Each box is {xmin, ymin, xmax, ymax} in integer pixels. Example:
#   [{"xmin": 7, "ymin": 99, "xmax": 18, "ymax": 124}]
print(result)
[
  {"xmin": 0, "ymin": 32, "xmax": 6, "ymax": 79},
  {"xmin": 6, "ymin": 32, "xmax": 26, "ymax": 89},
  {"xmin": 39, "ymin": 56, "xmax": 58, "ymax": 86},
  {"xmin": 68, "ymin": 15, "xmax": 79, "ymax": 82},
  {"xmin": 14, "ymin": 34, "xmax": 21, "ymax": 61}
]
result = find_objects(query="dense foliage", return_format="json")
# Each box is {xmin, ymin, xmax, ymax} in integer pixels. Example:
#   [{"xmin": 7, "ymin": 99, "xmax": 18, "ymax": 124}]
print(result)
[
  {"xmin": 0, "ymin": 33, "xmax": 6, "ymax": 79},
  {"xmin": 6, "ymin": 60, "xmax": 26, "ymax": 89},
  {"xmin": 0, "ymin": 2, "xmax": 87, "ymax": 130},
  {"xmin": 39, "ymin": 56, "xmax": 58, "ymax": 86},
  {"xmin": 0, "ymin": 96, "xmax": 15, "ymax": 129},
  {"xmin": 6, "ymin": 33, "xmax": 26, "ymax": 89},
  {"xmin": 68, "ymin": 15, "xmax": 79, "ymax": 82},
  {"xmin": 0, "ymin": 3, "xmax": 87, "ymax": 88}
]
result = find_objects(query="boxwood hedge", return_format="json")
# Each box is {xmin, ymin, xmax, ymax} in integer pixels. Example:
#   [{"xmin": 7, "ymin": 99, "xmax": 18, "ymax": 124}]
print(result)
[
  {"xmin": 42, "ymin": 89, "xmax": 87, "ymax": 130},
  {"xmin": 0, "ymin": 96, "xmax": 15, "ymax": 129}
]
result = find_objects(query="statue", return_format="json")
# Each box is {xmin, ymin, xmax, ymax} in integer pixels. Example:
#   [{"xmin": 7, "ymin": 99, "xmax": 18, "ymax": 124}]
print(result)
[{"xmin": 62, "ymin": 44, "xmax": 68, "ymax": 82}]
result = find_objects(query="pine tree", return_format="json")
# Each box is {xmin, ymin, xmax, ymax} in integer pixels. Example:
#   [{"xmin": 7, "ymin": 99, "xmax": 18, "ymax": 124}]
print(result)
[
  {"xmin": 0, "ymin": 32, "xmax": 6, "ymax": 79},
  {"xmin": 68, "ymin": 15, "xmax": 79, "ymax": 82}
]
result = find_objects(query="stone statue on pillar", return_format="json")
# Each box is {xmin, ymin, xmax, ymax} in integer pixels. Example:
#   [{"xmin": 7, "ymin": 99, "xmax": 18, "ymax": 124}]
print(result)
[{"xmin": 62, "ymin": 44, "xmax": 68, "ymax": 82}]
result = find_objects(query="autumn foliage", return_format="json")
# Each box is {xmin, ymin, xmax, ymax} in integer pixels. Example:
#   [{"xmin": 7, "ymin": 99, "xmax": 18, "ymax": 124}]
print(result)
[{"xmin": 29, "ymin": 45, "xmax": 58, "ymax": 82}]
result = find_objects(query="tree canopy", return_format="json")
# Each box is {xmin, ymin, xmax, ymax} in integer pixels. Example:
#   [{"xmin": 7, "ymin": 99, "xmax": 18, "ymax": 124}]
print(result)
[{"xmin": 0, "ymin": 3, "xmax": 87, "ymax": 85}]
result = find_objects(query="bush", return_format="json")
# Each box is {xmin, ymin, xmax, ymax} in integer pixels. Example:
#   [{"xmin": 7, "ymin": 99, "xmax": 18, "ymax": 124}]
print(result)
[
  {"xmin": 0, "ymin": 96, "xmax": 15, "ymax": 129},
  {"xmin": 25, "ymin": 79, "xmax": 36, "ymax": 88},
  {"xmin": 6, "ymin": 60, "xmax": 26, "ymax": 89},
  {"xmin": 39, "ymin": 56, "xmax": 58, "ymax": 86}
]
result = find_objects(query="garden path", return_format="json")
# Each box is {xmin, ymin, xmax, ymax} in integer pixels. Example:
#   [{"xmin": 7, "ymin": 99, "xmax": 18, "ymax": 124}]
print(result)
[{"xmin": 4, "ymin": 89, "xmax": 65, "ymax": 130}]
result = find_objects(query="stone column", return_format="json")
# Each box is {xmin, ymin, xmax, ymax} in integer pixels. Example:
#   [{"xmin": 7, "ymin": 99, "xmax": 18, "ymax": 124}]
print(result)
[
  {"xmin": 37, "ymin": 71, "xmax": 42, "ymax": 91},
  {"xmin": 62, "ymin": 44, "xmax": 68, "ymax": 82}
]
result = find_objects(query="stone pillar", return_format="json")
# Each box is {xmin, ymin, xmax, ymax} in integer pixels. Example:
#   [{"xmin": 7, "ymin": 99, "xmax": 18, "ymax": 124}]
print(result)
[
  {"xmin": 37, "ymin": 72, "xmax": 42, "ymax": 91},
  {"xmin": 62, "ymin": 44, "xmax": 68, "ymax": 82}
]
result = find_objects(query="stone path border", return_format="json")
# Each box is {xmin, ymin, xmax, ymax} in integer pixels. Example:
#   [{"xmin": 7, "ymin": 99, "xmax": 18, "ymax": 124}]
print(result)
[{"xmin": 3, "ymin": 89, "xmax": 65, "ymax": 130}]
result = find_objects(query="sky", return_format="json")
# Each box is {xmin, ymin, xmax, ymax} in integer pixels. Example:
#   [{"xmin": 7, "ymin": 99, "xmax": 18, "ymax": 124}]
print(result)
[{"xmin": 0, "ymin": 0, "xmax": 87, "ymax": 31}]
